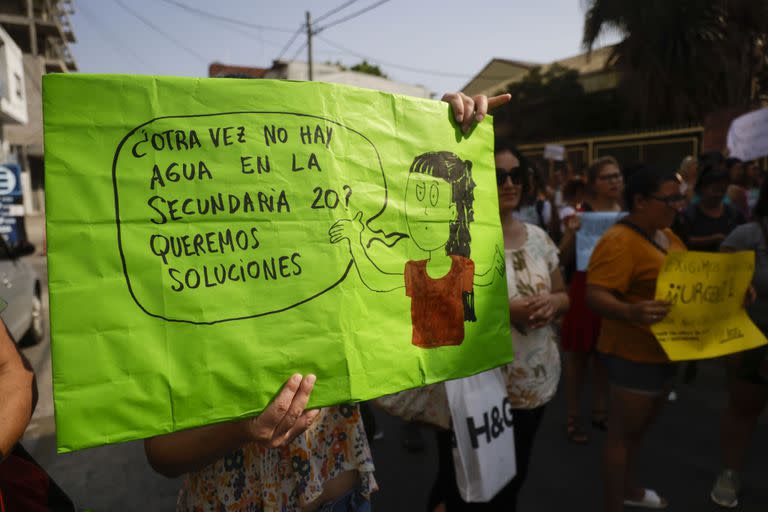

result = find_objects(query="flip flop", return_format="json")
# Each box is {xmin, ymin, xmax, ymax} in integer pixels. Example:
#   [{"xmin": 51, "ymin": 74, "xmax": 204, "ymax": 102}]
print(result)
[{"xmin": 623, "ymin": 489, "xmax": 668, "ymax": 509}]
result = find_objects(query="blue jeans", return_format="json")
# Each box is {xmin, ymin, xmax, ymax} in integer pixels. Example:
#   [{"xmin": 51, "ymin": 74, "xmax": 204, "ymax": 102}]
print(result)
[{"xmin": 317, "ymin": 488, "xmax": 371, "ymax": 512}]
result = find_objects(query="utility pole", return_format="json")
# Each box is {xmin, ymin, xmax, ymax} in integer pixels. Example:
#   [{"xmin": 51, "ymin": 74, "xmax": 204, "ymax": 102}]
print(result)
[{"xmin": 306, "ymin": 11, "xmax": 314, "ymax": 81}]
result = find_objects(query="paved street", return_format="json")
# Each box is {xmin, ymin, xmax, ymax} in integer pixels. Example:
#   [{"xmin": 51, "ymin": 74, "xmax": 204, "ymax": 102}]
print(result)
[{"xmin": 16, "ymin": 250, "xmax": 768, "ymax": 511}]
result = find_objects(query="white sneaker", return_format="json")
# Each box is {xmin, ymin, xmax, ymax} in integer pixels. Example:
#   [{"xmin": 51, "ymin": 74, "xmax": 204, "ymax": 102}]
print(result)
[{"xmin": 711, "ymin": 469, "xmax": 740, "ymax": 508}]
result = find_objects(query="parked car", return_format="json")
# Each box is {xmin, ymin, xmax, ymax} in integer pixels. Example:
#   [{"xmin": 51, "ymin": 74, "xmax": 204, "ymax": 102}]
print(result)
[{"xmin": 0, "ymin": 237, "xmax": 42, "ymax": 344}]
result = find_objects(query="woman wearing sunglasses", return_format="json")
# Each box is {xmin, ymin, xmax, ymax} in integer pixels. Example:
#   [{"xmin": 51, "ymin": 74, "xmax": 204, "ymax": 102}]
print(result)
[
  {"xmin": 429, "ymin": 137, "xmax": 569, "ymax": 512},
  {"xmin": 585, "ymin": 166, "xmax": 687, "ymax": 511}
]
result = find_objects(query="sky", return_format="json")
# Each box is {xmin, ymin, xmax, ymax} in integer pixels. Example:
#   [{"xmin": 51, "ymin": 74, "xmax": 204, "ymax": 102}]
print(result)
[{"xmin": 71, "ymin": 0, "xmax": 621, "ymax": 96}]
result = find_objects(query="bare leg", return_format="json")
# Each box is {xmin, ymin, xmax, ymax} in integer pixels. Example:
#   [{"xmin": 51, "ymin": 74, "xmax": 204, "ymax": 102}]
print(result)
[
  {"xmin": 565, "ymin": 352, "xmax": 589, "ymax": 441},
  {"xmin": 592, "ymin": 353, "xmax": 609, "ymax": 422},
  {"xmin": 721, "ymin": 373, "xmax": 768, "ymax": 471},
  {"xmin": 603, "ymin": 385, "xmax": 668, "ymax": 512}
]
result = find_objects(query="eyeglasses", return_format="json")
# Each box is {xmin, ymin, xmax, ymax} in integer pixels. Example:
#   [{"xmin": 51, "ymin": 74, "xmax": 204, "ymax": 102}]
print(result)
[
  {"xmin": 598, "ymin": 172, "xmax": 623, "ymax": 182},
  {"xmin": 496, "ymin": 167, "xmax": 526, "ymax": 186},
  {"xmin": 650, "ymin": 194, "xmax": 686, "ymax": 206}
]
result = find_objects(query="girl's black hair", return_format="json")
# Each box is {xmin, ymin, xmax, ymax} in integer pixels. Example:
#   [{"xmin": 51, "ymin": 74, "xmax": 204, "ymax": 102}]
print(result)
[
  {"xmin": 623, "ymin": 164, "xmax": 680, "ymax": 212},
  {"xmin": 408, "ymin": 151, "xmax": 476, "ymax": 321},
  {"xmin": 408, "ymin": 151, "xmax": 475, "ymax": 259}
]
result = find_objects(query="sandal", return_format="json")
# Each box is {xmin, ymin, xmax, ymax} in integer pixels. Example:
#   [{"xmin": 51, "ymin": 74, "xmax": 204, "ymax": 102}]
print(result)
[
  {"xmin": 592, "ymin": 410, "xmax": 608, "ymax": 431},
  {"xmin": 623, "ymin": 488, "xmax": 668, "ymax": 509},
  {"xmin": 566, "ymin": 416, "xmax": 588, "ymax": 444}
]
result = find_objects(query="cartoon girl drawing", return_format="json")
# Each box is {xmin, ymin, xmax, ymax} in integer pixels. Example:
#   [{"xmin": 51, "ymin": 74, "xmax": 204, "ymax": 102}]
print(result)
[{"xmin": 329, "ymin": 151, "xmax": 502, "ymax": 349}]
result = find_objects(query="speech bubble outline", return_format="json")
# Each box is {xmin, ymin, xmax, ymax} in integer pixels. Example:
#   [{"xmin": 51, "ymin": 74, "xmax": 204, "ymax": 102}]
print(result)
[{"xmin": 113, "ymin": 111, "xmax": 397, "ymax": 325}]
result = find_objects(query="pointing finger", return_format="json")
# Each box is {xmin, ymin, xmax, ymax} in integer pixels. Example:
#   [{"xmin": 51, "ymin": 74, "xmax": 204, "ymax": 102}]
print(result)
[{"xmin": 487, "ymin": 93, "xmax": 512, "ymax": 110}]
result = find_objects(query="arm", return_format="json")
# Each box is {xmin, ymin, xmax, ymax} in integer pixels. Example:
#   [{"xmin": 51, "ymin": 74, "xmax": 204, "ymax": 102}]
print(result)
[
  {"xmin": 586, "ymin": 284, "xmax": 670, "ymax": 325},
  {"xmin": 526, "ymin": 267, "xmax": 570, "ymax": 329},
  {"xmin": 144, "ymin": 374, "xmax": 319, "ymax": 478},
  {"xmin": 474, "ymin": 246, "xmax": 504, "ymax": 287},
  {"xmin": 557, "ymin": 215, "xmax": 580, "ymax": 266},
  {"xmin": 329, "ymin": 212, "xmax": 404, "ymax": 292},
  {"xmin": 688, "ymin": 232, "xmax": 727, "ymax": 250},
  {"xmin": 0, "ymin": 321, "xmax": 35, "ymax": 461}
]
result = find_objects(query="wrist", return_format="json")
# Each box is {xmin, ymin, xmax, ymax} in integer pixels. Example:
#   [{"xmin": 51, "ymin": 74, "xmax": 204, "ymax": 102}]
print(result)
[{"xmin": 621, "ymin": 302, "xmax": 636, "ymax": 322}]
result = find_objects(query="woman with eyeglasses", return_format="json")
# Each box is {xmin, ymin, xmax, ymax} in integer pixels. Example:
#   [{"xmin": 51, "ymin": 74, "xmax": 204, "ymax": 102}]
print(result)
[
  {"xmin": 558, "ymin": 156, "xmax": 623, "ymax": 444},
  {"xmin": 585, "ymin": 166, "xmax": 687, "ymax": 511},
  {"xmin": 429, "ymin": 137, "xmax": 569, "ymax": 512}
]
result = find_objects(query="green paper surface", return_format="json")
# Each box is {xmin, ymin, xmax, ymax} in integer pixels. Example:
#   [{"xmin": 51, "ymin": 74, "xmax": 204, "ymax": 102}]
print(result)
[{"xmin": 43, "ymin": 75, "xmax": 513, "ymax": 452}]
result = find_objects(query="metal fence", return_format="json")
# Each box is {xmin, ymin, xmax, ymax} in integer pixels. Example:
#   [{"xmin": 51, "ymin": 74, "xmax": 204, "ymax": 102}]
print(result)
[{"xmin": 517, "ymin": 126, "xmax": 705, "ymax": 174}]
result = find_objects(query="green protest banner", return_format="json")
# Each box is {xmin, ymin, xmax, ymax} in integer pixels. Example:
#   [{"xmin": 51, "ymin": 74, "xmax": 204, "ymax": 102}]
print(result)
[{"xmin": 43, "ymin": 75, "xmax": 512, "ymax": 452}]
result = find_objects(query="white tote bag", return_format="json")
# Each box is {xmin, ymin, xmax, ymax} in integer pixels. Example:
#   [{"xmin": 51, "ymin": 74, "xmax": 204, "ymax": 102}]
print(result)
[{"xmin": 445, "ymin": 368, "xmax": 517, "ymax": 503}]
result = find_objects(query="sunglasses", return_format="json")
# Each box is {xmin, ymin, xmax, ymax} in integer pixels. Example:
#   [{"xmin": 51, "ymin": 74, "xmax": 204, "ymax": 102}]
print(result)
[
  {"xmin": 650, "ymin": 194, "xmax": 686, "ymax": 206},
  {"xmin": 496, "ymin": 167, "xmax": 526, "ymax": 186}
]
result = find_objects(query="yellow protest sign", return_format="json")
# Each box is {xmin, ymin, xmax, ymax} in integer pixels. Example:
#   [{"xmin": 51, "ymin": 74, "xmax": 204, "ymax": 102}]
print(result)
[{"xmin": 652, "ymin": 251, "xmax": 767, "ymax": 361}]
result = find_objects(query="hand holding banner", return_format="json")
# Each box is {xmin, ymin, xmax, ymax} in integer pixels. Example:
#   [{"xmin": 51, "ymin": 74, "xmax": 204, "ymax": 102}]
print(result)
[
  {"xmin": 651, "ymin": 251, "xmax": 767, "ymax": 361},
  {"xmin": 43, "ymin": 75, "xmax": 513, "ymax": 452}
]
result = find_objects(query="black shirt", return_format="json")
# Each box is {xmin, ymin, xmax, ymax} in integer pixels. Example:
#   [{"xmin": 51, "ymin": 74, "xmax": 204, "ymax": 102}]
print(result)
[{"xmin": 683, "ymin": 203, "xmax": 746, "ymax": 252}]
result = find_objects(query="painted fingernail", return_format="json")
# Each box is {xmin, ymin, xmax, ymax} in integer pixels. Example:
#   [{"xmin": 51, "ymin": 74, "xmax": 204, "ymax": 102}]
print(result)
[{"xmin": 306, "ymin": 374, "xmax": 316, "ymax": 385}]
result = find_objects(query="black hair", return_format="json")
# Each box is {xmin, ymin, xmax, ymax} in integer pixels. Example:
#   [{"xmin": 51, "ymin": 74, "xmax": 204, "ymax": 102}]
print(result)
[
  {"xmin": 699, "ymin": 151, "xmax": 725, "ymax": 169},
  {"xmin": 753, "ymin": 176, "xmax": 768, "ymax": 218},
  {"xmin": 623, "ymin": 164, "xmax": 680, "ymax": 212},
  {"xmin": 493, "ymin": 137, "xmax": 532, "ymax": 203},
  {"xmin": 408, "ymin": 151, "xmax": 475, "ymax": 259},
  {"xmin": 562, "ymin": 177, "xmax": 587, "ymax": 203},
  {"xmin": 695, "ymin": 159, "xmax": 730, "ymax": 194}
]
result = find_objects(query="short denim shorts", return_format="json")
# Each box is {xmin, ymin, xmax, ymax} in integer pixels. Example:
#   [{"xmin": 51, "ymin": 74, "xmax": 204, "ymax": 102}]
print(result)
[{"xmin": 600, "ymin": 353, "xmax": 678, "ymax": 394}]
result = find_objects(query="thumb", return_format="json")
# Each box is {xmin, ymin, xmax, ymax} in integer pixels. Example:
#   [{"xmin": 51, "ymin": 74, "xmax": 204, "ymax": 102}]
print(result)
[{"xmin": 354, "ymin": 211, "xmax": 363, "ymax": 222}]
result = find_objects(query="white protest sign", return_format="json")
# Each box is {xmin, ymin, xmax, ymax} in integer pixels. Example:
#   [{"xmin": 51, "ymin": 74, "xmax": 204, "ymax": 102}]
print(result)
[
  {"xmin": 576, "ymin": 211, "xmax": 626, "ymax": 271},
  {"xmin": 543, "ymin": 144, "xmax": 565, "ymax": 161},
  {"xmin": 727, "ymin": 108, "xmax": 768, "ymax": 162}
]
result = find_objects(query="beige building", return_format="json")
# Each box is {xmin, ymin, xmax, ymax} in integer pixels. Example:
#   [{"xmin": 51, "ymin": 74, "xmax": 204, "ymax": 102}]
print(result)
[
  {"xmin": 462, "ymin": 45, "xmax": 619, "ymax": 97},
  {"xmin": 211, "ymin": 60, "xmax": 434, "ymax": 99}
]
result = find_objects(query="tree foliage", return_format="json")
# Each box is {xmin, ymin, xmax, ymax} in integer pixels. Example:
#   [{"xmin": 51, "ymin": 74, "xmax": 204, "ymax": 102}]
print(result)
[
  {"xmin": 582, "ymin": 0, "xmax": 768, "ymax": 126},
  {"xmin": 493, "ymin": 64, "xmax": 623, "ymax": 141},
  {"xmin": 349, "ymin": 60, "xmax": 387, "ymax": 78}
]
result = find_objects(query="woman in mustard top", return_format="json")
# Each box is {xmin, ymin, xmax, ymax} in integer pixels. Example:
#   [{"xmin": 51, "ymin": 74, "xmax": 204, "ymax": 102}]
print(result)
[{"xmin": 586, "ymin": 166, "xmax": 687, "ymax": 511}]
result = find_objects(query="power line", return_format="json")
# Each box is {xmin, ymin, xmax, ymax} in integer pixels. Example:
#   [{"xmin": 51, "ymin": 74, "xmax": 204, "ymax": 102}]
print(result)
[
  {"xmin": 276, "ymin": 26, "xmax": 305, "ymax": 61},
  {"xmin": 290, "ymin": 41, "xmax": 309, "ymax": 62},
  {"xmin": 113, "ymin": 0, "xmax": 207, "ymax": 63},
  {"xmin": 317, "ymin": 35, "xmax": 474, "ymax": 78},
  {"xmin": 314, "ymin": 0, "xmax": 360, "ymax": 24},
  {"xmin": 79, "ymin": 2, "xmax": 158, "ymax": 73},
  {"xmin": 315, "ymin": 0, "xmax": 392, "ymax": 33},
  {"xmin": 155, "ymin": 0, "xmax": 295, "ymax": 33}
]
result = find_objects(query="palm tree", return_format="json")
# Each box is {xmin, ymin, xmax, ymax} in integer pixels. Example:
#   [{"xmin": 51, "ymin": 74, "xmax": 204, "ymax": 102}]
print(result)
[{"xmin": 582, "ymin": 0, "xmax": 768, "ymax": 127}]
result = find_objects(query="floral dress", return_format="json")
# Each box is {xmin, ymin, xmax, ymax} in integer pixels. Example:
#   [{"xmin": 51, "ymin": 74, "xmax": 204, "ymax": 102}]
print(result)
[
  {"xmin": 500, "ymin": 223, "xmax": 562, "ymax": 409},
  {"xmin": 177, "ymin": 405, "xmax": 377, "ymax": 511}
]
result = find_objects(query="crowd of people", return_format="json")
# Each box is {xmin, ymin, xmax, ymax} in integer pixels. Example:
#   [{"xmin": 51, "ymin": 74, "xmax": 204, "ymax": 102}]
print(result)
[{"xmin": 2, "ymin": 92, "xmax": 767, "ymax": 512}]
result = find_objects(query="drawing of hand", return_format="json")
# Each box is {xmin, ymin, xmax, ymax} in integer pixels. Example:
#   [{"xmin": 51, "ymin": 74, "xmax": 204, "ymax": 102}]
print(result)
[
  {"xmin": 493, "ymin": 245, "xmax": 505, "ymax": 277},
  {"xmin": 329, "ymin": 211, "xmax": 364, "ymax": 246}
]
